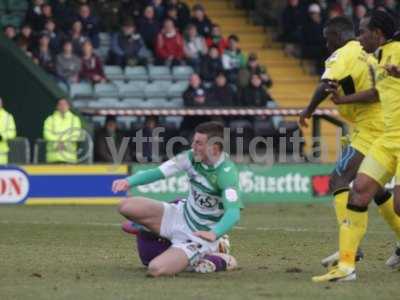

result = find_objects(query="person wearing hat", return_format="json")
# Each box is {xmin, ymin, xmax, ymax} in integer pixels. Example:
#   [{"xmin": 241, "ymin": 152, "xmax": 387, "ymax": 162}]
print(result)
[
  {"xmin": 300, "ymin": 3, "xmax": 327, "ymax": 74},
  {"xmin": 109, "ymin": 18, "xmax": 152, "ymax": 67},
  {"xmin": 238, "ymin": 52, "xmax": 272, "ymax": 89},
  {"xmin": 0, "ymin": 97, "xmax": 16, "ymax": 165}
]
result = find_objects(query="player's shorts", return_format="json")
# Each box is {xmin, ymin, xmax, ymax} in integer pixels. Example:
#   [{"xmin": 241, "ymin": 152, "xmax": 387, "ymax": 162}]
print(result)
[
  {"xmin": 350, "ymin": 127, "xmax": 381, "ymax": 156},
  {"xmin": 358, "ymin": 136, "xmax": 400, "ymax": 187},
  {"xmin": 160, "ymin": 200, "xmax": 219, "ymax": 266}
]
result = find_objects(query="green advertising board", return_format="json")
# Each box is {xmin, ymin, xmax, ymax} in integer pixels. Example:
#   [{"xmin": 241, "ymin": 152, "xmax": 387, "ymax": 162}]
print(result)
[{"xmin": 130, "ymin": 163, "xmax": 335, "ymax": 204}]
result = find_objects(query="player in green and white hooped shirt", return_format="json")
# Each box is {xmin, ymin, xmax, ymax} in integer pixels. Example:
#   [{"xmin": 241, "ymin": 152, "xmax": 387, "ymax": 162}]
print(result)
[{"xmin": 112, "ymin": 122, "xmax": 243, "ymax": 277}]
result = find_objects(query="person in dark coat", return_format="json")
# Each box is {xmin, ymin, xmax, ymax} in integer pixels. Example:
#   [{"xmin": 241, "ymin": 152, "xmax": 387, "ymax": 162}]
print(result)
[
  {"xmin": 94, "ymin": 115, "xmax": 131, "ymax": 163},
  {"xmin": 137, "ymin": 5, "xmax": 161, "ymax": 51},
  {"xmin": 199, "ymin": 45, "xmax": 223, "ymax": 84}
]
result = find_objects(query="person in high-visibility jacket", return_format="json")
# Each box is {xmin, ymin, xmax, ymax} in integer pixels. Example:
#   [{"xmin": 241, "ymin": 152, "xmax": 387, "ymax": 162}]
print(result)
[
  {"xmin": 43, "ymin": 98, "xmax": 82, "ymax": 163},
  {"xmin": 0, "ymin": 97, "xmax": 17, "ymax": 164}
]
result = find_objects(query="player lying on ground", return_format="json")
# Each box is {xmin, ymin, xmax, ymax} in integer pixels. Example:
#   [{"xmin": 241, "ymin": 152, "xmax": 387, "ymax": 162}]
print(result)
[
  {"xmin": 299, "ymin": 15, "xmax": 400, "ymax": 270},
  {"xmin": 122, "ymin": 217, "xmax": 237, "ymax": 273},
  {"xmin": 312, "ymin": 10, "xmax": 400, "ymax": 282},
  {"xmin": 112, "ymin": 121, "xmax": 243, "ymax": 277}
]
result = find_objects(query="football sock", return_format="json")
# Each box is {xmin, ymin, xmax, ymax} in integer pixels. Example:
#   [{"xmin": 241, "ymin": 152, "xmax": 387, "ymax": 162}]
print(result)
[
  {"xmin": 334, "ymin": 189, "xmax": 349, "ymax": 226},
  {"xmin": 339, "ymin": 204, "xmax": 368, "ymax": 269},
  {"xmin": 375, "ymin": 192, "xmax": 400, "ymax": 240}
]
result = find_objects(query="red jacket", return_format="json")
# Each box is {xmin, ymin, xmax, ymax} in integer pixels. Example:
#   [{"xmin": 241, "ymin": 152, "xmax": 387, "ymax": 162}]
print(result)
[
  {"xmin": 155, "ymin": 31, "xmax": 184, "ymax": 60},
  {"xmin": 206, "ymin": 36, "xmax": 229, "ymax": 54}
]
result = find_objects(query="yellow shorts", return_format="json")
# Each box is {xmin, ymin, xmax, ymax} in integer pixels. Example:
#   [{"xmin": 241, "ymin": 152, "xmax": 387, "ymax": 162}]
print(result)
[
  {"xmin": 349, "ymin": 128, "xmax": 381, "ymax": 156},
  {"xmin": 358, "ymin": 136, "xmax": 400, "ymax": 186}
]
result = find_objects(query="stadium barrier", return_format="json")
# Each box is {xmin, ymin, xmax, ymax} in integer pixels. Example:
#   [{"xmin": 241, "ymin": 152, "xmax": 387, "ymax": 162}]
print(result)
[{"xmin": 0, "ymin": 163, "xmax": 338, "ymax": 205}]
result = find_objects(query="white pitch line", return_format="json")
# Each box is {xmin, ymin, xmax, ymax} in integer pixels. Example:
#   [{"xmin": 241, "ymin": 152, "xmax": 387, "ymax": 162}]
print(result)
[{"xmin": 0, "ymin": 220, "xmax": 394, "ymax": 235}]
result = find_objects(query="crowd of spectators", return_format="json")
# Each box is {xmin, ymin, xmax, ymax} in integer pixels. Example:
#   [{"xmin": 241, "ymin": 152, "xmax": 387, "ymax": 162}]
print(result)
[{"xmin": 279, "ymin": 0, "xmax": 400, "ymax": 74}]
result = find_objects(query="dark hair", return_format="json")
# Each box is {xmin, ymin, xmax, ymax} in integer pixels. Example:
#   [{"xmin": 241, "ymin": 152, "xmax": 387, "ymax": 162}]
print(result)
[
  {"xmin": 325, "ymin": 16, "xmax": 354, "ymax": 34},
  {"xmin": 228, "ymin": 34, "xmax": 239, "ymax": 42},
  {"xmin": 367, "ymin": 10, "xmax": 397, "ymax": 40},
  {"xmin": 195, "ymin": 121, "xmax": 224, "ymax": 150}
]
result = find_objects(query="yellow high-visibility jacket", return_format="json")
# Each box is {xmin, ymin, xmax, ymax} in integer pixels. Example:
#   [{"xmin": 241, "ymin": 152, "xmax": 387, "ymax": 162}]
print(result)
[
  {"xmin": 43, "ymin": 111, "xmax": 82, "ymax": 163},
  {"xmin": 0, "ymin": 108, "xmax": 17, "ymax": 164}
]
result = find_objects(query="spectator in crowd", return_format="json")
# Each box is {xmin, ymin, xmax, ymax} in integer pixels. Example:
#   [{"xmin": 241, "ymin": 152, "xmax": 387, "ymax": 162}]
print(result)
[
  {"xmin": 239, "ymin": 74, "xmax": 273, "ymax": 107},
  {"xmin": 120, "ymin": 0, "xmax": 146, "ymax": 21},
  {"xmin": 301, "ymin": 3, "xmax": 326, "ymax": 74},
  {"xmin": 364, "ymin": 0, "xmax": 375, "ymax": 12},
  {"xmin": 222, "ymin": 34, "xmax": 246, "ymax": 84},
  {"xmin": 94, "ymin": 0, "xmax": 121, "ymax": 32},
  {"xmin": 94, "ymin": 115, "xmax": 131, "ymax": 163},
  {"xmin": 38, "ymin": 4, "xmax": 54, "ymax": 31},
  {"xmin": 165, "ymin": 6, "xmax": 180, "ymax": 30},
  {"xmin": 43, "ymin": 98, "xmax": 82, "ymax": 164},
  {"xmin": 151, "ymin": 0, "xmax": 166, "ymax": 21},
  {"xmin": 75, "ymin": 4, "xmax": 100, "ymax": 48},
  {"xmin": 56, "ymin": 40, "xmax": 81, "ymax": 84},
  {"xmin": 18, "ymin": 24, "xmax": 34, "ymax": 51},
  {"xmin": 80, "ymin": 40, "xmax": 106, "ymax": 83},
  {"xmin": 207, "ymin": 72, "xmax": 237, "ymax": 107},
  {"xmin": 141, "ymin": 116, "xmax": 163, "ymax": 162},
  {"xmin": 200, "ymin": 45, "xmax": 223, "ymax": 84},
  {"xmin": 183, "ymin": 24, "xmax": 208, "ymax": 73},
  {"xmin": 166, "ymin": 0, "xmax": 190, "ymax": 30},
  {"xmin": 383, "ymin": 0, "xmax": 400, "ymax": 17},
  {"xmin": 3, "ymin": 25, "xmax": 17, "ymax": 41},
  {"xmin": 0, "ymin": 97, "xmax": 17, "ymax": 165},
  {"xmin": 25, "ymin": 0, "xmax": 45, "ymax": 31},
  {"xmin": 180, "ymin": 73, "xmax": 209, "ymax": 136},
  {"xmin": 353, "ymin": 4, "xmax": 367, "ymax": 34},
  {"xmin": 52, "ymin": 0, "xmax": 75, "ymax": 32},
  {"xmin": 205, "ymin": 24, "xmax": 228, "ymax": 54},
  {"xmin": 138, "ymin": 5, "xmax": 161, "ymax": 51},
  {"xmin": 155, "ymin": 18, "xmax": 184, "ymax": 66},
  {"xmin": 109, "ymin": 18, "xmax": 151, "ymax": 67},
  {"xmin": 33, "ymin": 33, "xmax": 55, "ymax": 74},
  {"xmin": 190, "ymin": 4, "xmax": 213, "ymax": 37},
  {"xmin": 43, "ymin": 19, "xmax": 63, "ymax": 54},
  {"xmin": 280, "ymin": 0, "xmax": 303, "ymax": 56},
  {"xmin": 238, "ymin": 53, "xmax": 272, "ymax": 89},
  {"xmin": 338, "ymin": 0, "xmax": 354, "ymax": 17},
  {"xmin": 69, "ymin": 20, "xmax": 89, "ymax": 56},
  {"xmin": 17, "ymin": 38, "xmax": 35, "ymax": 60}
]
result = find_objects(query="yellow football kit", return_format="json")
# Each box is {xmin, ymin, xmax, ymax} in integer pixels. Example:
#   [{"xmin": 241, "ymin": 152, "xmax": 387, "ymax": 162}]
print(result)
[
  {"xmin": 322, "ymin": 40, "xmax": 383, "ymax": 156},
  {"xmin": 359, "ymin": 41, "xmax": 400, "ymax": 186}
]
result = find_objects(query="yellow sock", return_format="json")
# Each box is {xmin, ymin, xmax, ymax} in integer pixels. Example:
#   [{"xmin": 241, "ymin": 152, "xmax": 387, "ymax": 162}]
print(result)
[
  {"xmin": 378, "ymin": 195, "xmax": 400, "ymax": 240},
  {"xmin": 334, "ymin": 190, "xmax": 349, "ymax": 226},
  {"xmin": 339, "ymin": 207, "xmax": 368, "ymax": 269}
]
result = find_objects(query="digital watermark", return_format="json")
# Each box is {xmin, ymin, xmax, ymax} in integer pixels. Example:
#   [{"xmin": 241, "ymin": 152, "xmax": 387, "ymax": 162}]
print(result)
[{"xmin": 54, "ymin": 125, "xmax": 340, "ymax": 167}]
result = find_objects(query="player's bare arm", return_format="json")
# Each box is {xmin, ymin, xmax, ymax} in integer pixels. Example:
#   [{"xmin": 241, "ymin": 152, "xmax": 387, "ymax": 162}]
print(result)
[
  {"xmin": 299, "ymin": 80, "xmax": 333, "ymax": 128},
  {"xmin": 384, "ymin": 64, "xmax": 400, "ymax": 78},
  {"xmin": 327, "ymin": 88, "xmax": 379, "ymax": 105}
]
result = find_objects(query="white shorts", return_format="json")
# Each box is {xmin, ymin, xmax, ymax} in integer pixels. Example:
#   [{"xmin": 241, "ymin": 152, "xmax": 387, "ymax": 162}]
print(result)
[{"xmin": 160, "ymin": 200, "xmax": 219, "ymax": 266}]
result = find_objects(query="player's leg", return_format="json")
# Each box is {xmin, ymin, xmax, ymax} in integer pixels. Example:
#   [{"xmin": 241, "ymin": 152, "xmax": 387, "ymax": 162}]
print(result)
[
  {"xmin": 118, "ymin": 196, "xmax": 164, "ymax": 234},
  {"xmin": 313, "ymin": 145, "xmax": 395, "ymax": 282},
  {"xmin": 147, "ymin": 247, "xmax": 189, "ymax": 277},
  {"xmin": 330, "ymin": 146, "xmax": 364, "ymax": 226},
  {"xmin": 321, "ymin": 146, "xmax": 365, "ymax": 268}
]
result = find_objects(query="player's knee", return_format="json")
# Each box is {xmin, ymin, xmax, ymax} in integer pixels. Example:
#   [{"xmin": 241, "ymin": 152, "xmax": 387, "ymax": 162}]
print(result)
[
  {"xmin": 350, "ymin": 179, "xmax": 371, "ymax": 207},
  {"xmin": 147, "ymin": 261, "xmax": 166, "ymax": 277},
  {"xmin": 118, "ymin": 197, "xmax": 143, "ymax": 218}
]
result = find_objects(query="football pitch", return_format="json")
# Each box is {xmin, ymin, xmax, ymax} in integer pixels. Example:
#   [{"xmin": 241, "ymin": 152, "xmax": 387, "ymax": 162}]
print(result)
[{"xmin": 1, "ymin": 203, "xmax": 398, "ymax": 300}]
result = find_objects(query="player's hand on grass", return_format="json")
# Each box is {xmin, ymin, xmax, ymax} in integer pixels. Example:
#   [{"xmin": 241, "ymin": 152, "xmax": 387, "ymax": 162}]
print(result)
[
  {"xmin": 112, "ymin": 179, "xmax": 130, "ymax": 193},
  {"xmin": 384, "ymin": 64, "xmax": 400, "ymax": 78},
  {"xmin": 298, "ymin": 109, "xmax": 312, "ymax": 128},
  {"xmin": 194, "ymin": 231, "xmax": 217, "ymax": 242}
]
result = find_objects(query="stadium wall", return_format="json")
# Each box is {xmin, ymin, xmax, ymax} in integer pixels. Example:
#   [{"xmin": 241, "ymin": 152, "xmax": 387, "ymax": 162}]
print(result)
[
  {"xmin": 0, "ymin": 164, "xmax": 336, "ymax": 205},
  {"xmin": 0, "ymin": 32, "xmax": 68, "ymax": 144}
]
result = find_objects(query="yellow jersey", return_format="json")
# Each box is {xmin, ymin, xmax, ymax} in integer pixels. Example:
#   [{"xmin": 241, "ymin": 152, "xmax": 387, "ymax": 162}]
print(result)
[
  {"xmin": 375, "ymin": 40, "xmax": 400, "ymax": 142},
  {"xmin": 322, "ymin": 40, "xmax": 383, "ymax": 132}
]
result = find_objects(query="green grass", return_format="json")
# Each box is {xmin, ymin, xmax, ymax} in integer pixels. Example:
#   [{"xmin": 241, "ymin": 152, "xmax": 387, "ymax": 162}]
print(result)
[{"xmin": 0, "ymin": 204, "xmax": 399, "ymax": 300}]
